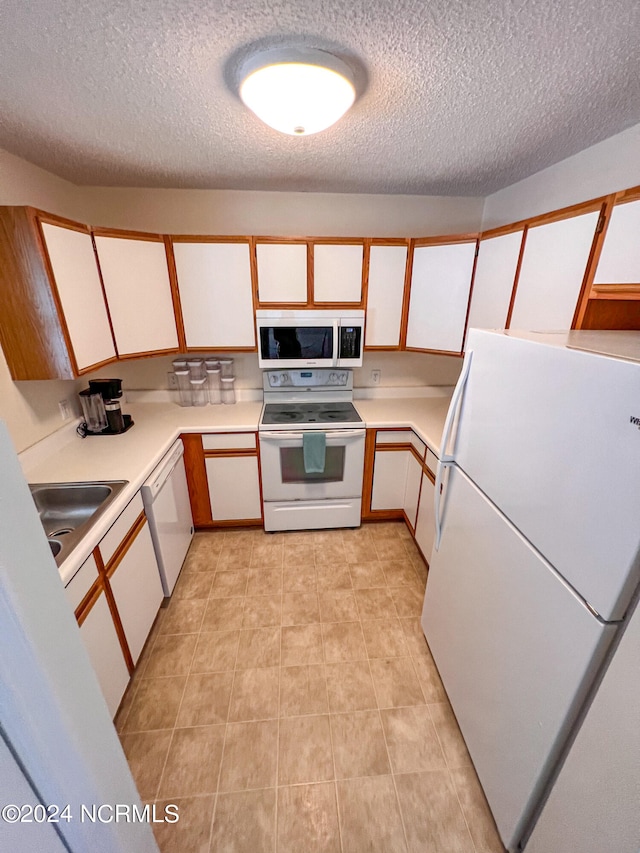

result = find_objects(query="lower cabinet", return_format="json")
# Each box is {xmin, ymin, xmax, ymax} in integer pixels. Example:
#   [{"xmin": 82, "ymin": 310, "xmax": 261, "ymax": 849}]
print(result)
[
  {"xmin": 365, "ymin": 427, "xmax": 439, "ymax": 565},
  {"xmin": 414, "ymin": 472, "xmax": 436, "ymax": 565},
  {"xmin": 205, "ymin": 455, "xmax": 262, "ymax": 522},
  {"xmin": 78, "ymin": 586, "xmax": 130, "ymax": 718},
  {"xmin": 64, "ymin": 492, "xmax": 164, "ymax": 718},
  {"xmin": 182, "ymin": 431, "xmax": 263, "ymax": 526},
  {"xmin": 108, "ymin": 520, "xmax": 164, "ymax": 665}
]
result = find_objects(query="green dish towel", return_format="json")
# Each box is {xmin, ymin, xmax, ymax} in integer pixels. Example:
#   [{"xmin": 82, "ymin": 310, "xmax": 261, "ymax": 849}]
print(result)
[{"xmin": 303, "ymin": 431, "xmax": 326, "ymax": 474}]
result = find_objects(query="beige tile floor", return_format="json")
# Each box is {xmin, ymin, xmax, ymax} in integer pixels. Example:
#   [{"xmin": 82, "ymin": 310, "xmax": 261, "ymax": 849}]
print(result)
[{"xmin": 116, "ymin": 522, "xmax": 505, "ymax": 853}]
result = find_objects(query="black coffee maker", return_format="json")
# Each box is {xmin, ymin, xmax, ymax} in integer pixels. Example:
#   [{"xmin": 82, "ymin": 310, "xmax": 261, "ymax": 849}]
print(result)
[{"xmin": 78, "ymin": 378, "xmax": 134, "ymax": 436}]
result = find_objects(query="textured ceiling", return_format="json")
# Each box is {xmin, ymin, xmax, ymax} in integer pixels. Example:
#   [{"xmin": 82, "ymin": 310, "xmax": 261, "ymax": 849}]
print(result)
[{"xmin": 0, "ymin": 0, "xmax": 639, "ymax": 195}]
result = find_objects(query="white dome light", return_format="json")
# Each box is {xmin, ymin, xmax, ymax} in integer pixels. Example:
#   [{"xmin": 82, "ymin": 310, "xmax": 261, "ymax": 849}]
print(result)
[{"xmin": 240, "ymin": 48, "xmax": 356, "ymax": 136}]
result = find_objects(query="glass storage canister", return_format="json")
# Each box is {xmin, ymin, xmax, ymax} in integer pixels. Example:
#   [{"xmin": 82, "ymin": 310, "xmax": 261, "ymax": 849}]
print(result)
[
  {"xmin": 190, "ymin": 376, "xmax": 208, "ymax": 407},
  {"xmin": 220, "ymin": 376, "xmax": 236, "ymax": 405},
  {"xmin": 187, "ymin": 358, "xmax": 205, "ymax": 380},
  {"xmin": 207, "ymin": 366, "xmax": 222, "ymax": 405},
  {"xmin": 175, "ymin": 369, "xmax": 192, "ymax": 407},
  {"xmin": 219, "ymin": 358, "xmax": 234, "ymax": 378},
  {"xmin": 172, "ymin": 358, "xmax": 188, "ymax": 370}
]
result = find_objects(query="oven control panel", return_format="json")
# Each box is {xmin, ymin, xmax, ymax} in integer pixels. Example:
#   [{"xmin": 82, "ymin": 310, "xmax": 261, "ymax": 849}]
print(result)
[{"xmin": 264, "ymin": 369, "xmax": 351, "ymax": 389}]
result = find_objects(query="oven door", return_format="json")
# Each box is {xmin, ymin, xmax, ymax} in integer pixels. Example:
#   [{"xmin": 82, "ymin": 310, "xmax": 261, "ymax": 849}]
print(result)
[
  {"xmin": 259, "ymin": 429, "xmax": 366, "ymax": 501},
  {"xmin": 257, "ymin": 319, "xmax": 338, "ymax": 369}
]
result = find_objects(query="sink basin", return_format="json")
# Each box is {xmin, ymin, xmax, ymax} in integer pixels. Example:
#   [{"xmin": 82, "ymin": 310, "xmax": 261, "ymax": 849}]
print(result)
[{"xmin": 30, "ymin": 480, "xmax": 128, "ymax": 567}]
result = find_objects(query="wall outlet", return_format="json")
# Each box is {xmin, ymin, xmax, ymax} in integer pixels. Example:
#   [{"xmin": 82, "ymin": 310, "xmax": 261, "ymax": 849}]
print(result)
[
  {"xmin": 371, "ymin": 369, "xmax": 381, "ymax": 385},
  {"xmin": 58, "ymin": 399, "xmax": 72, "ymax": 421},
  {"xmin": 167, "ymin": 371, "xmax": 178, "ymax": 390}
]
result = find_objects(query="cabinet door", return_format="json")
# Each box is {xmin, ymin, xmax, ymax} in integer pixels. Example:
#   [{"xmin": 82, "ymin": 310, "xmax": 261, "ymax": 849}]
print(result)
[
  {"xmin": 40, "ymin": 222, "xmax": 116, "ymax": 371},
  {"xmin": 371, "ymin": 450, "xmax": 409, "ymax": 511},
  {"xmin": 465, "ymin": 230, "xmax": 523, "ymax": 342},
  {"xmin": 403, "ymin": 452, "xmax": 423, "ymax": 530},
  {"xmin": 256, "ymin": 243, "xmax": 307, "ymax": 303},
  {"xmin": 509, "ymin": 211, "xmax": 599, "ymax": 330},
  {"xmin": 414, "ymin": 473, "xmax": 436, "ymax": 565},
  {"xmin": 109, "ymin": 521, "xmax": 164, "ymax": 665},
  {"xmin": 94, "ymin": 235, "xmax": 178, "ymax": 355},
  {"xmin": 406, "ymin": 241, "xmax": 477, "ymax": 353},
  {"xmin": 173, "ymin": 241, "xmax": 255, "ymax": 348},
  {"xmin": 593, "ymin": 199, "xmax": 640, "ymax": 284},
  {"xmin": 205, "ymin": 455, "xmax": 262, "ymax": 521},
  {"xmin": 79, "ymin": 590, "xmax": 130, "ymax": 717},
  {"xmin": 365, "ymin": 244, "xmax": 408, "ymax": 347},
  {"xmin": 313, "ymin": 243, "xmax": 363, "ymax": 303}
]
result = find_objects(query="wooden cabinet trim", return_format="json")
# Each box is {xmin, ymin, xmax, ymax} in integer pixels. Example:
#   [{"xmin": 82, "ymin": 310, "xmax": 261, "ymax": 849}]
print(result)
[
  {"xmin": 92, "ymin": 547, "xmax": 135, "ymax": 673},
  {"xmin": 360, "ymin": 429, "xmax": 377, "ymax": 520},
  {"xmin": 103, "ymin": 511, "xmax": 148, "ymax": 579},
  {"xmin": 170, "ymin": 234, "xmax": 252, "ymax": 243},
  {"xmin": 413, "ymin": 233, "xmax": 479, "ymax": 247},
  {"xmin": 504, "ymin": 225, "xmax": 529, "ymax": 329},
  {"xmin": 74, "ymin": 574, "xmax": 104, "ymax": 626},
  {"xmin": 590, "ymin": 284, "xmax": 640, "ymax": 299},
  {"xmin": 164, "ymin": 236, "xmax": 188, "ymax": 351},
  {"xmin": 481, "ymin": 195, "xmax": 607, "ymax": 241},
  {"xmin": 91, "ymin": 227, "xmax": 165, "ymax": 242},
  {"xmin": 181, "ymin": 433, "xmax": 213, "ymax": 526},
  {"xmin": 460, "ymin": 240, "xmax": 480, "ymax": 348},
  {"xmin": 203, "ymin": 448, "xmax": 258, "ymax": 458},
  {"xmin": 399, "ymin": 239, "xmax": 415, "ymax": 349},
  {"xmin": 32, "ymin": 208, "xmax": 91, "ymax": 234},
  {"xmin": 572, "ymin": 200, "xmax": 612, "ymax": 328}
]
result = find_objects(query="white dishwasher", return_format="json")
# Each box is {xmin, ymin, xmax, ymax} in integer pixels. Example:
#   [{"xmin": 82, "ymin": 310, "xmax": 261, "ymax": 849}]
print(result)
[{"xmin": 141, "ymin": 440, "xmax": 194, "ymax": 596}]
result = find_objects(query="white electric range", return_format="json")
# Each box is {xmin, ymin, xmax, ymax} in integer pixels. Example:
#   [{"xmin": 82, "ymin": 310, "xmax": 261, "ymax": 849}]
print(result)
[{"xmin": 258, "ymin": 369, "xmax": 366, "ymax": 531}]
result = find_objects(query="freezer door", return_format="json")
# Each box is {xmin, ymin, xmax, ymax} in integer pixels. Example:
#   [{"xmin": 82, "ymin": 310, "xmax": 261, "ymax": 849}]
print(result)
[
  {"xmin": 453, "ymin": 330, "xmax": 640, "ymax": 621},
  {"xmin": 421, "ymin": 466, "xmax": 615, "ymax": 852}
]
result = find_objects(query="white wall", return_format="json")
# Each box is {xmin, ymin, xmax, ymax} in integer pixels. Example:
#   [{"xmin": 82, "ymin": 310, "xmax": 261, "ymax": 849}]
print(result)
[
  {"xmin": 0, "ymin": 152, "xmax": 87, "ymax": 453},
  {"xmin": 482, "ymin": 122, "xmax": 640, "ymax": 229},
  {"xmin": 82, "ymin": 187, "xmax": 484, "ymax": 237}
]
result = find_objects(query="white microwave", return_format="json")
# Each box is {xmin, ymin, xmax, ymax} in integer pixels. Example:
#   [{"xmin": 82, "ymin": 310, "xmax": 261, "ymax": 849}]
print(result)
[{"xmin": 256, "ymin": 310, "xmax": 365, "ymax": 369}]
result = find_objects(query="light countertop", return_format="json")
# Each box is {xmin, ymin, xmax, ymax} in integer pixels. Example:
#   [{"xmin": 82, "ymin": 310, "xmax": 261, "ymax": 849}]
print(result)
[{"xmin": 19, "ymin": 394, "xmax": 450, "ymax": 585}]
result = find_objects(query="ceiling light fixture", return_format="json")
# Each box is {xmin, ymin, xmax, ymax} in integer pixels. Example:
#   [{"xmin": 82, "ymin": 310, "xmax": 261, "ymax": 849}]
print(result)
[{"xmin": 239, "ymin": 48, "xmax": 356, "ymax": 137}]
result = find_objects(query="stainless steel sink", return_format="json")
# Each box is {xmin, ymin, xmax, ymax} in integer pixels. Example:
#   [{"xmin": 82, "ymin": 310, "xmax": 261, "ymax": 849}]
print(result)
[{"xmin": 30, "ymin": 480, "xmax": 129, "ymax": 566}]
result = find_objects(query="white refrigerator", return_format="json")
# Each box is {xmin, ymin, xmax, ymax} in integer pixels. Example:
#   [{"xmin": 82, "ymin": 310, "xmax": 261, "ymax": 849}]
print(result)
[{"xmin": 421, "ymin": 329, "xmax": 640, "ymax": 853}]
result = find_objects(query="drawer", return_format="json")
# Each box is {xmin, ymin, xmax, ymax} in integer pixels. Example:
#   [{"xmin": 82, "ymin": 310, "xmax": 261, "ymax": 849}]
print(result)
[
  {"xmin": 375, "ymin": 429, "xmax": 411, "ymax": 445},
  {"xmin": 425, "ymin": 448, "xmax": 439, "ymax": 476},
  {"xmin": 98, "ymin": 492, "xmax": 144, "ymax": 567},
  {"xmin": 65, "ymin": 553, "xmax": 99, "ymax": 613},
  {"xmin": 202, "ymin": 432, "xmax": 256, "ymax": 451}
]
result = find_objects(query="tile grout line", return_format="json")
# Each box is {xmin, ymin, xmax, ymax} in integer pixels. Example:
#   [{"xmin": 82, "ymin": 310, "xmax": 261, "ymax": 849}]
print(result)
[{"xmin": 273, "ymin": 549, "xmax": 284, "ymax": 853}]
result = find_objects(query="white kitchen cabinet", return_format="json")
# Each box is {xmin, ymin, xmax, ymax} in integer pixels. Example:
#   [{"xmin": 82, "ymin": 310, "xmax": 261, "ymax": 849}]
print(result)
[
  {"xmin": 40, "ymin": 222, "xmax": 117, "ymax": 371},
  {"xmin": 593, "ymin": 199, "xmax": 640, "ymax": 283},
  {"xmin": 172, "ymin": 240, "xmax": 255, "ymax": 348},
  {"xmin": 406, "ymin": 241, "xmax": 477, "ymax": 353},
  {"xmin": 94, "ymin": 234, "xmax": 179, "ymax": 355},
  {"xmin": 313, "ymin": 243, "xmax": 363, "ymax": 303},
  {"xmin": 371, "ymin": 450, "xmax": 409, "ymax": 511},
  {"xmin": 509, "ymin": 210, "xmax": 600, "ymax": 330},
  {"xmin": 108, "ymin": 520, "xmax": 164, "ymax": 665},
  {"xmin": 404, "ymin": 451, "xmax": 423, "ymax": 530},
  {"xmin": 414, "ymin": 472, "xmax": 436, "ymax": 565},
  {"xmin": 205, "ymin": 455, "xmax": 262, "ymax": 521},
  {"xmin": 365, "ymin": 244, "xmax": 408, "ymax": 347},
  {"xmin": 465, "ymin": 230, "xmax": 523, "ymax": 342},
  {"xmin": 79, "ymin": 588, "xmax": 130, "ymax": 718},
  {"xmin": 256, "ymin": 242, "xmax": 307, "ymax": 303}
]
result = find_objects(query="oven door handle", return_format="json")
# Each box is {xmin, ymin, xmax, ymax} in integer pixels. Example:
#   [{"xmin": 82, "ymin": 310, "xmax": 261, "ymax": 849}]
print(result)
[{"xmin": 259, "ymin": 429, "xmax": 366, "ymax": 441}]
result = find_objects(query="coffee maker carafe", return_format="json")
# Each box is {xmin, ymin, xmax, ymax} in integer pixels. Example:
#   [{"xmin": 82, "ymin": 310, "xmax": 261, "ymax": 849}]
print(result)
[{"xmin": 78, "ymin": 378, "xmax": 133, "ymax": 436}]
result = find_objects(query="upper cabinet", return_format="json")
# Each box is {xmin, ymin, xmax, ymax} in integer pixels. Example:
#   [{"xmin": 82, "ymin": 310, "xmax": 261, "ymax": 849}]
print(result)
[
  {"xmin": 405, "ymin": 239, "xmax": 477, "ymax": 354},
  {"xmin": 93, "ymin": 231, "xmax": 179, "ymax": 357},
  {"xmin": 312, "ymin": 242, "xmax": 364, "ymax": 303},
  {"xmin": 365, "ymin": 242, "xmax": 409, "ymax": 348},
  {"xmin": 256, "ymin": 241, "xmax": 308, "ymax": 303},
  {"xmin": 0, "ymin": 207, "xmax": 117, "ymax": 380},
  {"xmin": 40, "ymin": 222, "xmax": 117, "ymax": 372},
  {"xmin": 465, "ymin": 229, "xmax": 524, "ymax": 342},
  {"xmin": 171, "ymin": 239, "xmax": 256, "ymax": 349},
  {"xmin": 592, "ymin": 198, "xmax": 640, "ymax": 285},
  {"xmin": 508, "ymin": 209, "xmax": 600, "ymax": 331}
]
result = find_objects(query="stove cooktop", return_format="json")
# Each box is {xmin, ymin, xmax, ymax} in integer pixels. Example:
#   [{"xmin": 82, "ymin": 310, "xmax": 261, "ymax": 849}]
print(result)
[{"xmin": 260, "ymin": 401, "xmax": 363, "ymax": 428}]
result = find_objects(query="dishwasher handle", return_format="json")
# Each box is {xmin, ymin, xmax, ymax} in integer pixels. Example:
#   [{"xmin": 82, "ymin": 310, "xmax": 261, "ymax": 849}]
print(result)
[{"xmin": 145, "ymin": 442, "xmax": 185, "ymax": 500}]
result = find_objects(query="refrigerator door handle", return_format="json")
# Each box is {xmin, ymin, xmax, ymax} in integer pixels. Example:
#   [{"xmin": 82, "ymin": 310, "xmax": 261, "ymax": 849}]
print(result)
[
  {"xmin": 434, "ymin": 460, "xmax": 453, "ymax": 550},
  {"xmin": 439, "ymin": 349, "xmax": 473, "ymax": 463}
]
